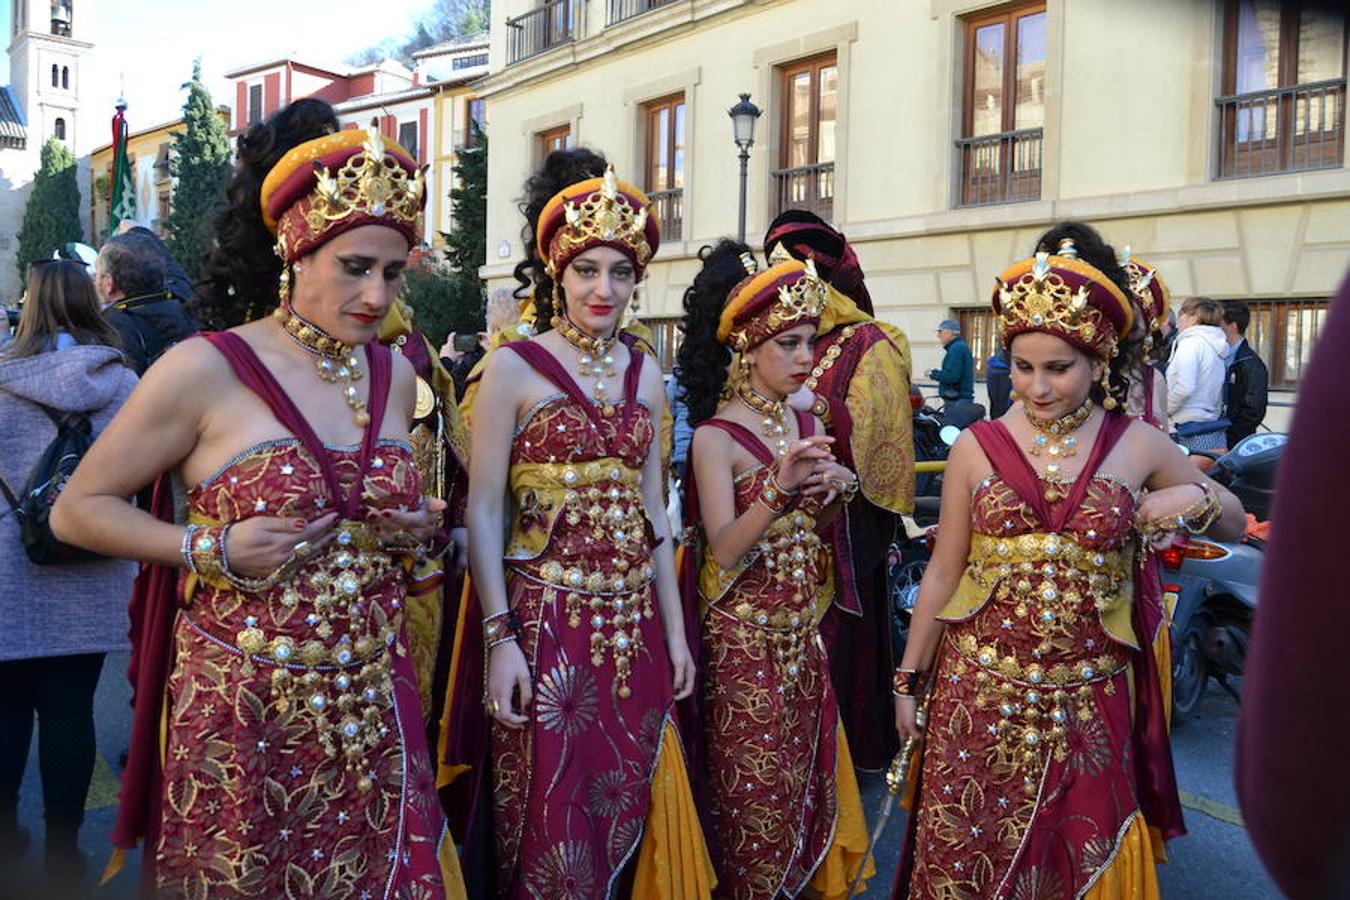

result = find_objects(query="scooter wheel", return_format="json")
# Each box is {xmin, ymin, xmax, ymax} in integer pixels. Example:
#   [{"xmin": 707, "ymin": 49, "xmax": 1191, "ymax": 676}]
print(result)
[{"xmin": 1171, "ymin": 615, "xmax": 1209, "ymax": 725}]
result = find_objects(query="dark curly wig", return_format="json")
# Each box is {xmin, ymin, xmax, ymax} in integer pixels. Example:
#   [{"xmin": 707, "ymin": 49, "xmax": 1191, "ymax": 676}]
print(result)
[
  {"xmin": 511, "ymin": 147, "xmax": 610, "ymax": 334},
  {"xmin": 674, "ymin": 239, "xmax": 755, "ymax": 426},
  {"xmin": 1032, "ymin": 221, "xmax": 1142, "ymax": 411},
  {"xmin": 192, "ymin": 99, "xmax": 340, "ymax": 330}
]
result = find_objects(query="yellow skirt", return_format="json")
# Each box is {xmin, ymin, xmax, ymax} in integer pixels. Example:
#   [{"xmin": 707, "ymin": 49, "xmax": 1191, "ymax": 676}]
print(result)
[
  {"xmin": 633, "ymin": 721, "xmax": 717, "ymax": 898},
  {"xmin": 1083, "ymin": 814, "xmax": 1161, "ymax": 900},
  {"xmin": 807, "ymin": 727, "xmax": 876, "ymax": 899}
]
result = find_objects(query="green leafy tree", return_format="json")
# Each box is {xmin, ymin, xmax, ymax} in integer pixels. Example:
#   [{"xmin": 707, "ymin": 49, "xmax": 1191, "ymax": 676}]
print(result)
[
  {"xmin": 444, "ymin": 122, "xmax": 487, "ymax": 282},
  {"xmin": 164, "ymin": 60, "xmax": 231, "ymax": 284},
  {"xmin": 15, "ymin": 137, "xmax": 82, "ymax": 281},
  {"xmin": 348, "ymin": 0, "xmax": 489, "ymax": 65}
]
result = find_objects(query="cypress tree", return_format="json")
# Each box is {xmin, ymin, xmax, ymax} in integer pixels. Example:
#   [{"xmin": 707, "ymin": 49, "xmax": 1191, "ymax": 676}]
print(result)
[
  {"xmin": 164, "ymin": 60, "xmax": 231, "ymax": 284},
  {"xmin": 404, "ymin": 123, "xmax": 489, "ymax": 348},
  {"xmin": 15, "ymin": 137, "xmax": 82, "ymax": 281}
]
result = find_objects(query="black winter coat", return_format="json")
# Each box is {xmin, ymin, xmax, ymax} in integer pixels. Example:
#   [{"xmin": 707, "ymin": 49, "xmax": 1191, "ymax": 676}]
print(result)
[{"xmin": 1226, "ymin": 339, "xmax": 1269, "ymax": 445}]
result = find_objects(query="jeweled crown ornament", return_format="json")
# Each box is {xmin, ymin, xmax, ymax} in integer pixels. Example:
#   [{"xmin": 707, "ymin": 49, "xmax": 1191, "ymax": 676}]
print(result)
[
  {"xmin": 549, "ymin": 166, "xmax": 652, "ymax": 275},
  {"xmin": 775, "ymin": 258, "xmax": 828, "ymax": 320},
  {"xmin": 995, "ymin": 251, "xmax": 1114, "ymax": 357},
  {"xmin": 307, "ymin": 126, "xmax": 425, "ymax": 236}
]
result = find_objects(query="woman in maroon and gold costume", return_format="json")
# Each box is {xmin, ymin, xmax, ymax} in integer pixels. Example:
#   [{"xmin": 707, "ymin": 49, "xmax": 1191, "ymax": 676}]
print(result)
[
  {"xmin": 678, "ymin": 243, "xmax": 873, "ymax": 898},
  {"xmin": 444, "ymin": 167, "xmax": 713, "ymax": 898},
  {"xmin": 891, "ymin": 242, "xmax": 1247, "ymax": 898},
  {"xmin": 52, "ymin": 107, "xmax": 464, "ymax": 897},
  {"xmin": 763, "ymin": 212, "xmax": 913, "ymax": 772}
]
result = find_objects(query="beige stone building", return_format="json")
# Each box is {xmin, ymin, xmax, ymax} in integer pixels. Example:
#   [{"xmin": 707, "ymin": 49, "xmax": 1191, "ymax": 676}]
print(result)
[{"xmin": 476, "ymin": 0, "xmax": 1349, "ymax": 425}]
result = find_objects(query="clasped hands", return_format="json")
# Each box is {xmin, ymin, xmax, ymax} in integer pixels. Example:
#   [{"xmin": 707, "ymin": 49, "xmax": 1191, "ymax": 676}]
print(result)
[
  {"xmin": 223, "ymin": 497, "xmax": 449, "ymax": 579},
  {"xmin": 774, "ymin": 435, "xmax": 858, "ymax": 506}
]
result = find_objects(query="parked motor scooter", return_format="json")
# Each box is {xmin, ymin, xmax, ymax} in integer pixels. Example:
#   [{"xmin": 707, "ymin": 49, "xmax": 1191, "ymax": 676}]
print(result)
[
  {"xmin": 888, "ymin": 420, "xmax": 959, "ymax": 661},
  {"xmin": 1164, "ymin": 432, "xmax": 1284, "ymax": 723}
]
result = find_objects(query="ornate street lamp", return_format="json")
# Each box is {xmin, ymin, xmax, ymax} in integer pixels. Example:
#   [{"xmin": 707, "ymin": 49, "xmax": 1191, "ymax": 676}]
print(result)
[{"xmin": 728, "ymin": 93, "xmax": 761, "ymax": 244}]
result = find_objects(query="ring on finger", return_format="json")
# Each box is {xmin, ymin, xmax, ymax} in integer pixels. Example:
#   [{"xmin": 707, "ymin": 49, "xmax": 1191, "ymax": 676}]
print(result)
[{"xmin": 292, "ymin": 540, "xmax": 310, "ymax": 555}]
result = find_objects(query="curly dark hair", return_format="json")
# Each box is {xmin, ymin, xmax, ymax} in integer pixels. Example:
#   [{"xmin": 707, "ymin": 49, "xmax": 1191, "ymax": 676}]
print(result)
[
  {"xmin": 511, "ymin": 147, "xmax": 610, "ymax": 333},
  {"xmin": 674, "ymin": 239, "xmax": 754, "ymax": 426},
  {"xmin": 1032, "ymin": 221, "xmax": 1142, "ymax": 411},
  {"xmin": 192, "ymin": 99, "xmax": 340, "ymax": 330}
]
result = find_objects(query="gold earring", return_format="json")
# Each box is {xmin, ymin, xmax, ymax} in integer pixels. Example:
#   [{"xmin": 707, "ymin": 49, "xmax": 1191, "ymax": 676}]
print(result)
[
  {"xmin": 630, "ymin": 285, "xmax": 640, "ymax": 314},
  {"xmin": 551, "ymin": 281, "xmax": 565, "ymax": 320},
  {"xmin": 276, "ymin": 265, "xmax": 291, "ymax": 309},
  {"xmin": 1099, "ymin": 370, "xmax": 1118, "ymax": 410},
  {"xmin": 1010, "ymin": 389, "xmax": 1021, "ymax": 402}
]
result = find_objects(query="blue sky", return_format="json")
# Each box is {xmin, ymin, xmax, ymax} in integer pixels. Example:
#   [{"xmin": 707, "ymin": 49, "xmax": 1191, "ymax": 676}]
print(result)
[{"xmin": 3, "ymin": 0, "xmax": 434, "ymax": 132}]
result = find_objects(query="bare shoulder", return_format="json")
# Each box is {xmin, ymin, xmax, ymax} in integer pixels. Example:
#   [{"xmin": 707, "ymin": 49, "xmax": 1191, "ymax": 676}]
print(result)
[
  {"xmin": 638, "ymin": 352, "xmax": 665, "ymax": 404},
  {"xmin": 135, "ymin": 335, "xmax": 234, "ymax": 407},
  {"xmin": 692, "ymin": 420, "xmax": 730, "ymax": 452},
  {"xmin": 389, "ymin": 346, "xmax": 416, "ymax": 384}
]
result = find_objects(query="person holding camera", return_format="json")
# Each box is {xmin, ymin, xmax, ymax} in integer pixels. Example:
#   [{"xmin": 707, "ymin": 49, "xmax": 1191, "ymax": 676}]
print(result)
[{"xmin": 0, "ymin": 259, "xmax": 137, "ymax": 887}]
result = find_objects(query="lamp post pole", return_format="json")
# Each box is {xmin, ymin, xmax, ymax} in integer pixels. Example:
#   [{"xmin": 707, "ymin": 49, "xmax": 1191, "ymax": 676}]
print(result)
[
  {"xmin": 728, "ymin": 93, "xmax": 761, "ymax": 245},
  {"xmin": 737, "ymin": 144, "xmax": 751, "ymax": 244}
]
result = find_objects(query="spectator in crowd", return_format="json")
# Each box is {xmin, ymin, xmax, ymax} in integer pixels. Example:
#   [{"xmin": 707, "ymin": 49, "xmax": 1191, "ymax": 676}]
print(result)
[
  {"xmin": 985, "ymin": 348, "xmax": 1012, "ymax": 419},
  {"xmin": 1222, "ymin": 300, "xmax": 1269, "ymax": 447},
  {"xmin": 1166, "ymin": 296, "xmax": 1230, "ymax": 451},
  {"xmin": 0, "ymin": 260, "xmax": 137, "ymax": 888},
  {"xmin": 1155, "ymin": 306, "xmax": 1178, "ymax": 369},
  {"xmin": 930, "ymin": 318, "xmax": 972, "ymax": 401},
  {"xmin": 95, "ymin": 232, "xmax": 197, "ymax": 375},
  {"xmin": 115, "ymin": 219, "xmax": 194, "ymax": 303},
  {"xmin": 929, "ymin": 318, "xmax": 981, "ymax": 427},
  {"xmin": 441, "ymin": 286, "xmax": 518, "ymax": 401}
]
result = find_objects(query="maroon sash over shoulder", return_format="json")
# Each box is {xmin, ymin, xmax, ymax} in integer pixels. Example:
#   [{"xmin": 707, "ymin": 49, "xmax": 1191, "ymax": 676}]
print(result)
[{"xmin": 108, "ymin": 332, "xmax": 394, "ymax": 892}]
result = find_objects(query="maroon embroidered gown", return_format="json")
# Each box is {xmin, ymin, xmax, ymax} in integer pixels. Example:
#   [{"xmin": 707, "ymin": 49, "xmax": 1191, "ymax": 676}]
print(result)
[
  {"xmin": 147, "ymin": 334, "xmax": 457, "ymax": 898},
  {"xmin": 485, "ymin": 341, "xmax": 698, "ymax": 897},
  {"xmin": 684, "ymin": 413, "xmax": 872, "ymax": 899},
  {"xmin": 896, "ymin": 414, "xmax": 1179, "ymax": 899}
]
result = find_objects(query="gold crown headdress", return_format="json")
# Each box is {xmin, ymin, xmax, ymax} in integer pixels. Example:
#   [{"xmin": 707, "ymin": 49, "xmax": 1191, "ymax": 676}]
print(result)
[
  {"xmin": 541, "ymin": 167, "xmax": 655, "ymax": 277},
  {"xmin": 718, "ymin": 258, "xmax": 827, "ymax": 350},
  {"xmin": 305, "ymin": 127, "xmax": 425, "ymax": 239},
  {"xmin": 993, "ymin": 251, "xmax": 1133, "ymax": 359},
  {"xmin": 265, "ymin": 126, "xmax": 425, "ymax": 265}
]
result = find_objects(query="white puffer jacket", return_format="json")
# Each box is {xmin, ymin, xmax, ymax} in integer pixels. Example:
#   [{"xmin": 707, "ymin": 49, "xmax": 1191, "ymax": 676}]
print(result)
[{"xmin": 1165, "ymin": 324, "xmax": 1229, "ymax": 425}]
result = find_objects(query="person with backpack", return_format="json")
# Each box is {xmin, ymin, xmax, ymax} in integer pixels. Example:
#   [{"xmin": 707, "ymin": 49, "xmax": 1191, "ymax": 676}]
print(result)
[
  {"xmin": 0, "ymin": 259, "xmax": 138, "ymax": 888},
  {"xmin": 94, "ymin": 231, "xmax": 197, "ymax": 375}
]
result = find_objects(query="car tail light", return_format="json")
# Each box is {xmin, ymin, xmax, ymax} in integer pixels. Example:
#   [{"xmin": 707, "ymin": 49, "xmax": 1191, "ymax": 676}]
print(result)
[
  {"xmin": 910, "ymin": 393, "xmax": 924, "ymax": 411},
  {"xmin": 1159, "ymin": 546, "xmax": 1186, "ymax": 570},
  {"xmin": 1184, "ymin": 539, "xmax": 1231, "ymax": 561}
]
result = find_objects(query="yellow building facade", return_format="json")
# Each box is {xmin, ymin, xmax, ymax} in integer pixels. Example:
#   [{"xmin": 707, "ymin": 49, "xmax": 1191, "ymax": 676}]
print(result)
[
  {"xmin": 89, "ymin": 116, "xmax": 181, "ymax": 242},
  {"xmin": 88, "ymin": 107, "xmax": 233, "ymax": 243},
  {"xmin": 429, "ymin": 79, "xmax": 488, "ymax": 244},
  {"xmin": 477, "ymin": 0, "xmax": 1350, "ymax": 424}
]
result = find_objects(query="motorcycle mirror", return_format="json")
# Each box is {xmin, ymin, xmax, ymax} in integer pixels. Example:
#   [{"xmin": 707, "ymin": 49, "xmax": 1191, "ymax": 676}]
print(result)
[{"xmin": 939, "ymin": 425, "xmax": 961, "ymax": 447}]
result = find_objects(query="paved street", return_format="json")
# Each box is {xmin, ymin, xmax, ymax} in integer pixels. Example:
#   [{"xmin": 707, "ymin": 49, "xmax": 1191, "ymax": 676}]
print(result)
[{"xmin": 10, "ymin": 654, "xmax": 1279, "ymax": 898}]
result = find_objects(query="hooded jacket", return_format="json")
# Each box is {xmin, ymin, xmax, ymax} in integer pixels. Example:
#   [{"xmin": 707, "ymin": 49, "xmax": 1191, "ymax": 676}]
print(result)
[
  {"xmin": 0, "ymin": 344, "xmax": 138, "ymax": 661},
  {"xmin": 1165, "ymin": 324, "xmax": 1228, "ymax": 425}
]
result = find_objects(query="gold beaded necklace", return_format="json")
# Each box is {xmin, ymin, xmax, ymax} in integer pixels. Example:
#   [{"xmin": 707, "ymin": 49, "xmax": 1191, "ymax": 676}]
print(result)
[
  {"xmin": 553, "ymin": 314, "xmax": 618, "ymax": 408},
  {"xmin": 1023, "ymin": 397, "xmax": 1093, "ymax": 461},
  {"xmin": 274, "ymin": 302, "xmax": 371, "ymax": 427},
  {"xmin": 736, "ymin": 381, "xmax": 791, "ymax": 458}
]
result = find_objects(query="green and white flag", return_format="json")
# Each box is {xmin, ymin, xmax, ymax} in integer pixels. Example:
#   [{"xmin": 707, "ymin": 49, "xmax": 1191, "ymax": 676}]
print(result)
[{"xmin": 109, "ymin": 100, "xmax": 135, "ymax": 230}]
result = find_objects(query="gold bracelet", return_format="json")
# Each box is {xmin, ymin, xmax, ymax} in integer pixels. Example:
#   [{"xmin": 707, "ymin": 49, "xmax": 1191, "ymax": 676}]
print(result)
[
  {"xmin": 892, "ymin": 667, "xmax": 926, "ymax": 697},
  {"xmin": 1136, "ymin": 482, "xmax": 1222, "ymax": 540}
]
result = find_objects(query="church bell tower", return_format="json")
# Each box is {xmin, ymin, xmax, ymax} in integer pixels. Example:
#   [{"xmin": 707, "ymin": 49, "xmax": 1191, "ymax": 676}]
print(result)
[{"xmin": 9, "ymin": 0, "xmax": 93, "ymax": 153}]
